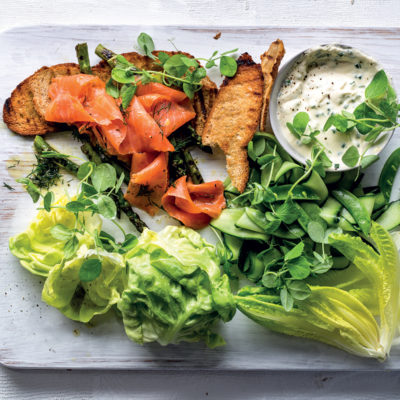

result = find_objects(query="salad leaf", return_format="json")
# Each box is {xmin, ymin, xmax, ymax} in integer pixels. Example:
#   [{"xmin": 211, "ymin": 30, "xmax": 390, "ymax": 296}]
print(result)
[
  {"xmin": 9, "ymin": 196, "xmax": 101, "ymax": 277},
  {"xmin": 236, "ymin": 222, "xmax": 400, "ymax": 360},
  {"xmin": 42, "ymin": 248, "xmax": 126, "ymax": 323},
  {"xmin": 118, "ymin": 226, "xmax": 236, "ymax": 348},
  {"xmin": 329, "ymin": 222, "xmax": 400, "ymax": 356},
  {"xmin": 236, "ymin": 285, "xmax": 383, "ymax": 359}
]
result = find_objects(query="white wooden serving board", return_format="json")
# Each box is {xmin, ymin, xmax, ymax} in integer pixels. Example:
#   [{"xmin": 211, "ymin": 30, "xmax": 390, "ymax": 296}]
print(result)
[{"xmin": 1, "ymin": 25, "xmax": 400, "ymax": 370}]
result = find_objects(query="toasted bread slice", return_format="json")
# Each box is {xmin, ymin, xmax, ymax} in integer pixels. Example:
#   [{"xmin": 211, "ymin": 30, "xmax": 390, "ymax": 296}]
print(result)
[
  {"xmin": 201, "ymin": 53, "xmax": 264, "ymax": 192},
  {"xmin": 3, "ymin": 70, "xmax": 59, "ymax": 136},
  {"xmin": 260, "ymin": 39, "xmax": 285, "ymax": 132},
  {"xmin": 192, "ymin": 76, "xmax": 218, "ymax": 138}
]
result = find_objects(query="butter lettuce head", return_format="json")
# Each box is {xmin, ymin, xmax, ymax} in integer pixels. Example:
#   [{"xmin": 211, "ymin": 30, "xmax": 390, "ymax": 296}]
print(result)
[
  {"xmin": 9, "ymin": 196, "xmax": 101, "ymax": 276},
  {"xmin": 42, "ymin": 248, "xmax": 126, "ymax": 323},
  {"xmin": 118, "ymin": 226, "xmax": 236, "ymax": 348}
]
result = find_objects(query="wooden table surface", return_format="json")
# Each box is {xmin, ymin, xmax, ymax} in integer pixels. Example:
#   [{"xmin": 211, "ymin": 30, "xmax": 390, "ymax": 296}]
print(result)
[{"xmin": 1, "ymin": 0, "xmax": 400, "ymax": 398}]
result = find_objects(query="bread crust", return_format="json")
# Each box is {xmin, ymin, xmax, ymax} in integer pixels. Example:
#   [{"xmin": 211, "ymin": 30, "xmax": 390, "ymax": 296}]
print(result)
[
  {"xmin": 260, "ymin": 39, "xmax": 285, "ymax": 132},
  {"xmin": 201, "ymin": 53, "xmax": 264, "ymax": 192},
  {"xmin": 3, "ymin": 70, "xmax": 57, "ymax": 136}
]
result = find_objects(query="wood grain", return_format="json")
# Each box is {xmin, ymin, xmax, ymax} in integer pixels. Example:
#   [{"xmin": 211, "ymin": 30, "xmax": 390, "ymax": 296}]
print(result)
[{"xmin": 1, "ymin": 25, "xmax": 400, "ymax": 371}]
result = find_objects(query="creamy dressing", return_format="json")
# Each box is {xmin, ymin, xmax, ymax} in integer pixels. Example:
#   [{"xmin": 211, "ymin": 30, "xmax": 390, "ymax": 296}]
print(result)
[{"xmin": 277, "ymin": 44, "xmax": 383, "ymax": 168}]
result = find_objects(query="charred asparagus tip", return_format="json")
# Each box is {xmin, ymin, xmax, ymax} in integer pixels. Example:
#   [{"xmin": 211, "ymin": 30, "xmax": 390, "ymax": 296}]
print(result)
[
  {"xmin": 75, "ymin": 43, "xmax": 92, "ymax": 75},
  {"xmin": 95, "ymin": 44, "xmax": 117, "ymax": 67}
]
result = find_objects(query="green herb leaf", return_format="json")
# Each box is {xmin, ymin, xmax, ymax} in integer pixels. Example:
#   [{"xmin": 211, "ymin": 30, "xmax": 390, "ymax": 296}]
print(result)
[
  {"xmin": 332, "ymin": 114, "xmax": 349, "ymax": 133},
  {"xmin": 111, "ymin": 68, "xmax": 137, "ymax": 84},
  {"xmin": 284, "ymin": 242, "xmax": 304, "ymax": 261},
  {"xmin": 365, "ymin": 69, "xmax": 388, "ymax": 99},
  {"xmin": 280, "ymin": 287, "xmax": 294, "ymax": 311},
  {"xmin": 66, "ymin": 200, "xmax": 86, "ymax": 213},
  {"xmin": 105, "ymin": 78, "xmax": 120, "ymax": 98},
  {"xmin": 50, "ymin": 224, "xmax": 74, "ymax": 241},
  {"xmin": 181, "ymin": 56, "xmax": 199, "ymax": 68},
  {"xmin": 286, "ymin": 280, "xmax": 311, "ymax": 300},
  {"xmin": 293, "ymin": 112, "xmax": 309, "ymax": 134},
  {"xmin": 307, "ymin": 220, "xmax": 326, "ymax": 243},
  {"xmin": 287, "ymin": 256, "xmax": 311, "ymax": 280},
  {"xmin": 77, "ymin": 161, "xmax": 95, "ymax": 180},
  {"xmin": 43, "ymin": 191, "xmax": 54, "ymax": 212},
  {"xmin": 121, "ymin": 84, "xmax": 137, "ymax": 109},
  {"xmin": 353, "ymin": 102, "xmax": 383, "ymax": 135},
  {"xmin": 182, "ymin": 82, "xmax": 195, "ymax": 99},
  {"xmin": 79, "ymin": 258, "xmax": 102, "ymax": 282},
  {"xmin": 205, "ymin": 59, "xmax": 216, "ymax": 69},
  {"xmin": 64, "ymin": 236, "xmax": 79, "ymax": 259},
  {"xmin": 342, "ymin": 145, "xmax": 360, "ymax": 167},
  {"xmin": 219, "ymin": 56, "xmax": 237, "ymax": 77},
  {"xmin": 157, "ymin": 51, "xmax": 170, "ymax": 65},
  {"xmin": 262, "ymin": 272, "xmax": 280, "ymax": 288},
  {"xmin": 91, "ymin": 163, "xmax": 117, "ymax": 193},
  {"xmin": 81, "ymin": 182, "xmax": 97, "ymax": 196},
  {"xmin": 276, "ymin": 198, "xmax": 300, "ymax": 224},
  {"xmin": 97, "ymin": 195, "xmax": 117, "ymax": 219},
  {"xmin": 137, "ymin": 32, "xmax": 156, "ymax": 59},
  {"xmin": 193, "ymin": 67, "xmax": 207, "ymax": 80},
  {"xmin": 163, "ymin": 54, "xmax": 189, "ymax": 77}
]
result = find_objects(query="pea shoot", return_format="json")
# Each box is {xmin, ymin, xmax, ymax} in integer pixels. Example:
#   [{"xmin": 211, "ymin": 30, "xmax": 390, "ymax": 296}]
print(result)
[{"xmin": 97, "ymin": 32, "xmax": 238, "ymax": 103}]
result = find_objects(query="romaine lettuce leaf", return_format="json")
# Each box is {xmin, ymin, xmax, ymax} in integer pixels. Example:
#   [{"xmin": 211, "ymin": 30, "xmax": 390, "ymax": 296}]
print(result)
[
  {"xmin": 236, "ymin": 222, "xmax": 400, "ymax": 360},
  {"xmin": 329, "ymin": 222, "xmax": 400, "ymax": 355},
  {"xmin": 236, "ymin": 285, "xmax": 383, "ymax": 359},
  {"xmin": 42, "ymin": 247, "xmax": 126, "ymax": 322},
  {"xmin": 118, "ymin": 226, "xmax": 236, "ymax": 347},
  {"xmin": 9, "ymin": 196, "xmax": 101, "ymax": 276}
]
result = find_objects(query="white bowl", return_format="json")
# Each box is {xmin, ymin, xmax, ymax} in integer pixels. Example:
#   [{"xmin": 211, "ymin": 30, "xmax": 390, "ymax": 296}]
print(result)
[{"xmin": 269, "ymin": 44, "xmax": 394, "ymax": 172}]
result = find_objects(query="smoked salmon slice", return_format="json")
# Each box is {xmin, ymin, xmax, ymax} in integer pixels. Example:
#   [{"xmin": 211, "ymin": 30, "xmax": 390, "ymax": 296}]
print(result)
[
  {"xmin": 137, "ymin": 94, "xmax": 196, "ymax": 137},
  {"xmin": 136, "ymin": 82, "xmax": 188, "ymax": 103},
  {"xmin": 161, "ymin": 176, "xmax": 226, "ymax": 229},
  {"xmin": 124, "ymin": 96, "xmax": 175, "ymax": 153},
  {"xmin": 124, "ymin": 152, "xmax": 169, "ymax": 216},
  {"xmin": 45, "ymin": 75, "xmax": 124, "ymax": 126}
]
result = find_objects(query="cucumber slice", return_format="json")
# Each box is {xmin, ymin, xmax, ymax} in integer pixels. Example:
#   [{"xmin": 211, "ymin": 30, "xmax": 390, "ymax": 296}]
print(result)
[
  {"xmin": 372, "ymin": 192, "xmax": 387, "ymax": 211},
  {"xmin": 376, "ymin": 200, "xmax": 400, "ymax": 231},
  {"xmin": 338, "ymin": 217, "xmax": 356, "ymax": 232},
  {"xmin": 223, "ymin": 234, "xmax": 243, "ymax": 262},
  {"xmin": 320, "ymin": 197, "xmax": 342, "ymax": 226},
  {"xmin": 303, "ymin": 170, "xmax": 328, "ymax": 203},
  {"xmin": 211, "ymin": 209, "xmax": 270, "ymax": 241},
  {"xmin": 324, "ymin": 171, "xmax": 342, "ymax": 185}
]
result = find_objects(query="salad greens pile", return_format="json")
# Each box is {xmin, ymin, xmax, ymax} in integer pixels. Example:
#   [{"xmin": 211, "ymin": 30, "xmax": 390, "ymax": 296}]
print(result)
[
  {"xmin": 287, "ymin": 69, "xmax": 400, "ymax": 169},
  {"xmin": 10, "ymin": 158, "xmax": 234, "ymax": 346},
  {"xmin": 119, "ymin": 227, "xmax": 235, "ymax": 347},
  {"xmin": 211, "ymin": 129, "xmax": 400, "ymax": 359}
]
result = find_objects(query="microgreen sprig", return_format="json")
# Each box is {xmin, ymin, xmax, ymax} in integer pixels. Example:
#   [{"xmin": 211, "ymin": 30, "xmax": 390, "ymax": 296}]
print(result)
[{"xmin": 101, "ymin": 32, "xmax": 238, "ymax": 104}]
